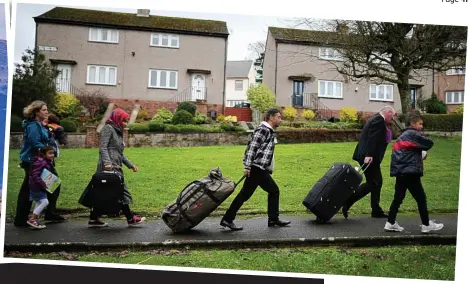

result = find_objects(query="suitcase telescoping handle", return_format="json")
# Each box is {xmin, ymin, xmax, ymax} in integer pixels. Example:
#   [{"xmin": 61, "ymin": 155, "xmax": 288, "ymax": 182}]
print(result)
[
  {"xmin": 358, "ymin": 162, "xmax": 371, "ymax": 176},
  {"xmin": 234, "ymin": 175, "xmax": 247, "ymax": 188}
]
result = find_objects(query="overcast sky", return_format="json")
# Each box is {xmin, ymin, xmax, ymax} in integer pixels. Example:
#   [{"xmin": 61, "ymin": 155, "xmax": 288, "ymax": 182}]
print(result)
[
  {"xmin": 0, "ymin": 4, "xmax": 6, "ymax": 40},
  {"xmin": 13, "ymin": 3, "xmax": 298, "ymax": 64}
]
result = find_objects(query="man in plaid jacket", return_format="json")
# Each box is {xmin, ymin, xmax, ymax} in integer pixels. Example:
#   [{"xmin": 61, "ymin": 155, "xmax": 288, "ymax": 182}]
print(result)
[{"xmin": 220, "ymin": 108, "xmax": 291, "ymax": 231}]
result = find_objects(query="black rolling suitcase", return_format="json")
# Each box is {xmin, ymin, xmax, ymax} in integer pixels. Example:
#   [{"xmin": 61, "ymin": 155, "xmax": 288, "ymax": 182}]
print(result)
[
  {"xmin": 78, "ymin": 170, "xmax": 125, "ymax": 215},
  {"xmin": 303, "ymin": 163, "xmax": 369, "ymax": 222}
]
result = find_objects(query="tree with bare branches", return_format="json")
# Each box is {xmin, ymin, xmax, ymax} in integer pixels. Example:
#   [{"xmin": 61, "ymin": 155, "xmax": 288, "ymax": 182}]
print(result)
[
  {"xmin": 246, "ymin": 41, "xmax": 266, "ymax": 60},
  {"xmin": 286, "ymin": 20, "xmax": 467, "ymax": 115}
]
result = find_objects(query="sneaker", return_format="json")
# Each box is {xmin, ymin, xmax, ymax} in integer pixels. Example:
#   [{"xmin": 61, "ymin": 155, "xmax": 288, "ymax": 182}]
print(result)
[
  {"xmin": 88, "ymin": 220, "xmax": 109, "ymax": 228},
  {"xmin": 127, "ymin": 215, "xmax": 146, "ymax": 226},
  {"xmin": 27, "ymin": 219, "xmax": 46, "ymax": 230},
  {"xmin": 384, "ymin": 221, "xmax": 404, "ymax": 232},
  {"xmin": 421, "ymin": 220, "xmax": 444, "ymax": 233}
]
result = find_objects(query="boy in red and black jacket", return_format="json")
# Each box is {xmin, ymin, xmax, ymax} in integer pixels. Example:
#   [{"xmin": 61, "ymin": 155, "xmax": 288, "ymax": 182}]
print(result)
[{"xmin": 384, "ymin": 113, "xmax": 444, "ymax": 234}]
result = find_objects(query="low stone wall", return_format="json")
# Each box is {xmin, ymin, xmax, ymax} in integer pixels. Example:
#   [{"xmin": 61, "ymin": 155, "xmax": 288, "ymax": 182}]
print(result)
[
  {"xmin": 9, "ymin": 128, "xmax": 364, "ymax": 149},
  {"xmin": 9, "ymin": 132, "xmax": 87, "ymax": 149},
  {"xmin": 9, "ymin": 128, "xmax": 462, "ymax": 149}
]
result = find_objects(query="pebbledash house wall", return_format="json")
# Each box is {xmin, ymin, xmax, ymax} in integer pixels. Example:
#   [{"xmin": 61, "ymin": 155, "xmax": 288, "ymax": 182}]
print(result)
[
  {"xmin": 263, "ymin": 30, "xmax": 434, "ymax": 115},
  {"xmin": 36, "ymin": 23, "xmax": 227, "ymax": 115},
  {"xmin": 434, "ymin": 70, "xmax": 465, "ymax": 113}
]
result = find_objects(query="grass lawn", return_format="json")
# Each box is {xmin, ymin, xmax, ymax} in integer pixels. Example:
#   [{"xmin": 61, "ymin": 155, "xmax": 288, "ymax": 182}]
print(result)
[
  {"xmin": 8, "ymin": 245, "xmax": 456, "ymax": 280},
  {"xmin": 4, "ymin": 137, "xmax": 462, "ymax": 218}
]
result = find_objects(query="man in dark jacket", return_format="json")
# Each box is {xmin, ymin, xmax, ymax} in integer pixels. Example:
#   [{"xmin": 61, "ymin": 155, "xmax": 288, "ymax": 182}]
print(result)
[
  {"xmin": 220, "ymin": 108, "xmax": 291, "ymax": 231},
  {"xmin": 342, "ymin": 105, "xmax": 396, "ymax": 219},
  {"xmin": 384, "ymin": 113, "xmax": 443, "ymax": 233}
]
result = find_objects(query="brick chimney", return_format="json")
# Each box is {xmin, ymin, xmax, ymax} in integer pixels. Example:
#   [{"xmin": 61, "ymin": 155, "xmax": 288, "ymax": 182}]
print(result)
[{"xmin": 137, "ymin": 9, "xmax": 150, "ymax": 17}]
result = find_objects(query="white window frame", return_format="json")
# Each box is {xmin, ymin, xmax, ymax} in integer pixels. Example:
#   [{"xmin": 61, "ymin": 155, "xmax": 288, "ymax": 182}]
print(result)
[
  {"xmin": 148, "ymin": 69, "xmax": 178, "ymax": 89},
  {"xmin": 446, "ymin": 67, "xmax": 466, "ymax": 76},
  {"xmin": 86, "ymin": 65, "xmax": 117, "ymax": 86},
  {"xmin": 369, "ymin": 84, "xmax": 394, "ymax": 102},
  {"xmin": 446, "ymin": 91, "xmax": 464, "ymax": 104},
  {"xmin": 370, "ymin": 52, "xmax": 391, "ymax": 65},
  {"xmin": 319, "ymin": 47, "xmax": 343, "ymax": 61},
  {"xmin": 318, "ymin": 80, "xmax": 343, "ymax": 99},
  {"xmin": 150, "ymin": 33, "xmax": 180, "ymax": 48},
  {"xmin": 88, "ymin": 28, "xmax": 119, "ymax": 44},
  {"xmin": 235, "ymin": 80, "xmax": 244, "ymax": 91}
]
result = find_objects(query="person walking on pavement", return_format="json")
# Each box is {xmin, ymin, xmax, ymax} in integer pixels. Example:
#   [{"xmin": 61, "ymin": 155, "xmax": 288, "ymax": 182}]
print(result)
[
  {"xmin": 220, "ymin": 108, "xmax": 291, "ymax": 231},
  {"xmin": 385, "ymin": 113, "xmax": 444, "ymax": 233},
  {"xmin": 79, "ymin": 108, "xmax": 145, "ymax": 228},
  {"xmin": 342, "ymin": 105, "xmax": 396, "ymax": 219},
  {"xmin": 14, "ymin": 101, "xmax": 52, "ymax": 227}
]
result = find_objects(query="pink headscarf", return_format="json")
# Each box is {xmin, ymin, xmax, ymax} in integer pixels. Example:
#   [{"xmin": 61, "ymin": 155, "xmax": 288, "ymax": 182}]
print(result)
[{"xmin": 107, "ymin": 108, "xmax": 130, "ymax": 129}]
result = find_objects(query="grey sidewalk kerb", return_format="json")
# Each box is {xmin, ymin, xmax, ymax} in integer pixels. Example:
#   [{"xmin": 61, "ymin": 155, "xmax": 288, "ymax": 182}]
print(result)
[{"xmin": 4, "ymin": 215, "xmax": 458, "ymax": 253}]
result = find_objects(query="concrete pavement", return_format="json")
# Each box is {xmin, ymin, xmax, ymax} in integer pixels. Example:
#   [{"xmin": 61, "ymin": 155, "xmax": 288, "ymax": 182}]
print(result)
[{"xmin": 3, "ymin": 214, "xmax": 457, "ymax": 252}]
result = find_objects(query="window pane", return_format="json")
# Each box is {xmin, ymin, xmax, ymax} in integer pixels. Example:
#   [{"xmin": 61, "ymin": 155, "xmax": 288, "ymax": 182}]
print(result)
[
  {"xmin": 378, "ymin": 86, "xmax": 385, "ymax": 99},
  {"xmin": 169, "ymin": 72, "xmax": 177, "ymax": 88},
  {"xmin": 320, "ymin": 48, "xmax": 326, "ymax": 58},
  {"xmin": 462, "ymin": 92, "xmax": 464, "ymax": 102},
  {"xmin": 88, "ymin": 66, "xmax": 96, "ymax": 82},
  {"xmin": 370, "ymin": 85, "xmax": 376, "ymax": 99},
  {"xmin": 98, "ymin": 67, "xmax": 106, "ymax": 83},
  {"xmin": 160, "ymin": 71, "xmax": 167, "ymax": 87},
  {"xmin": 90, "ymin": 29, "xmax": 98, "ymax": 41},
  {"xmin": 454, "ymin": 92, "xmax": 460, "ymax": 103},
  {"xmin": 446, "ymin": 93, "xmax": 452, "ymax": 103},
  {"xmin": 171, "ymin": 37, "xmax": 178, "ymax": 47},
  {"xmin": 101, "ymin": 29, "xmax": 108, "ymax": 41},
  {"xmin": 320, "ymin": 81, "xmax": 325, "ymax": 96},
  {"xmin": 109, "ymin": 68, "xmax": 116, "ymax": 85},
  {"xmin": 111, "ymin": 31, "xmax": 118, "ymax": 42},
  {"xmin": 327, "ymin": 82, "xmax": 333, "ymax": 96},
  {"xmin": 386, "ymin": 86, "xmax": 392, "ymax": 100},
  {"xmin": 150, "ymin": 71, "xmax": 157, "ymax": 86},
  {"xmin": 152, "ymin": 35, "xmax": 159, "ymax": 45},
  {"xmin": 335, "ymin": 82, "xmax": 341, "ymax": 97},
  {"xmin": 162, "ymin": 35, "xmax": 169, "ymax": 46}
]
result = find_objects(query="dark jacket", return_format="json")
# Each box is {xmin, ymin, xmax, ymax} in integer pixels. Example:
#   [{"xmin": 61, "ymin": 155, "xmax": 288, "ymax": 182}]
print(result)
[
  {"xmin": 45, "ymin": 122, "xmax": 67, "ymax": 158},
  {"xmin": 353, "ymin": 113, "xmax": 388, "ymax": 165},
  {"xmin": 19, "ymin": 119, "xmax": 51, "ymax": 163},
  {"xmin": 46, "ymin": 122, "xmax": 68, "ymax": 146},
  {"xmin": 243, "ymin": 122, "xmax": 275, "ymax": 171},
  {"xmin": 390, "ymin": 127, "xmax": 434, "ymax": 177},
  {"xmin": 29, "ymin": 156, "xmax": 55, "ymax": 192}
]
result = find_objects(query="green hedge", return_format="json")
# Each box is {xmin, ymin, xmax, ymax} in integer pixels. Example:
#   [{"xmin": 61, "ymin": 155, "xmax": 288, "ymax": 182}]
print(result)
[
  {"xmin": 422, "ymin": 114, "xmax": 463, "ymax": 131},
  {"xmin": 279, "ymin": 121, "xmax": 361, "ymax": 130},
  {"xmin": 128, "ymin": 123, "xmax": 245, "ymax": 134},
  {"xmin": 10, "ymin": 115, "xmax": 23, "ymax": 132},
  {"xmin": 61, "ymin": 118, "xmax": 77, "ymax": 132}
]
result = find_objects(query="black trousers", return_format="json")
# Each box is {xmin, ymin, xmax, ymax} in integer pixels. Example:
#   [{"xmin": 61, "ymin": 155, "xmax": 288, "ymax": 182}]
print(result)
[
  {"xmin": 14, "ymin": 162, "xmax": 32, "ymax": 226},
  {"xmin": 388, "ymin": 175, "xmax": 429, "ymax": 226},
  {"xmin": 344, "ymin": 162, "xmax": 384, "ymax": 214},
  {"xmin": 222, "ymin": 166, "xmax": 280, "ymax": 222}
]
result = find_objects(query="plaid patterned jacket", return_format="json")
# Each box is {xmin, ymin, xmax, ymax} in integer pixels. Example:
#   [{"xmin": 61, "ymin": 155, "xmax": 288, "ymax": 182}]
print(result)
[{"xmin": 243, "ymin": 123, "xmax": 275, "ymax": 171}]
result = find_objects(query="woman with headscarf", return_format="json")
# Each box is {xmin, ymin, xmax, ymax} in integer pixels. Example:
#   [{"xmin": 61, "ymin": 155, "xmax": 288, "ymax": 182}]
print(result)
[{"xmin": 84, "ymin": 108, "xmax": 145, "ymax": 227}]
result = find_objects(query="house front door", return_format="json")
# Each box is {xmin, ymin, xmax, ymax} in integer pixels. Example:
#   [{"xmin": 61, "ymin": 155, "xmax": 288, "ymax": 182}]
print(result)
[
  {"xmin": 191, "ymin": 74, "xmax": 206, "ymax": 101},
  {"xmin": 292, "ymin": 80, "xmax": 304, "ymax": 106},
  {"xmin": 56, "ymin": 64, "xmax": 72, "ymax": 93}
]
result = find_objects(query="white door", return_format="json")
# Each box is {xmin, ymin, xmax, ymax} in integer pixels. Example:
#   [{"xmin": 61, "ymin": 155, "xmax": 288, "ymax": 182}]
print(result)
[
  {"xmin": 56, "ymin": 64, "xmax": 72, "ymax": 93},
  {"xmin": 191, "ymin": 74, "xmax": 206, "ymax": 101}
]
